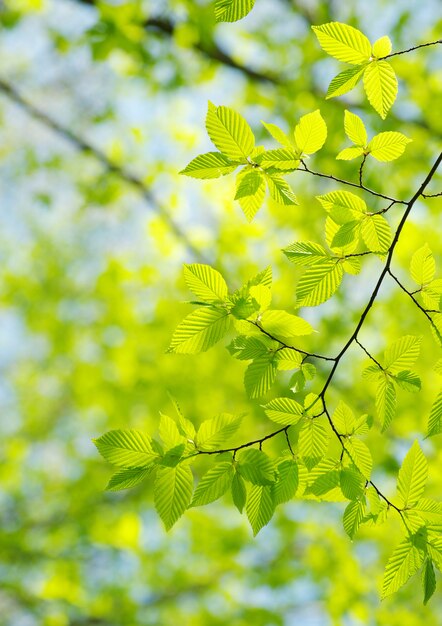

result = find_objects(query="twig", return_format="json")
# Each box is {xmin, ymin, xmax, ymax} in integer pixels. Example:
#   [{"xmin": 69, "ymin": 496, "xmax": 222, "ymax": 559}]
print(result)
[{"xmin": 380, "ymin": 39, "xmax": 442, "ymax": 60}]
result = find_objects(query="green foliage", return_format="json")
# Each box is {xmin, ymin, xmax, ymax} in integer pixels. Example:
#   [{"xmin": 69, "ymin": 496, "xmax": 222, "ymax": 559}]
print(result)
[{"xmin": 214, "ymin": 0, "xmax": 256, "ymax": 23}]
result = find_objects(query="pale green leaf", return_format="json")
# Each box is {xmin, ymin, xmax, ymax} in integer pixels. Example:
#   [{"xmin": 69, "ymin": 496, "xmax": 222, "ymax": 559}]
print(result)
[
  {"xmin": 343, "ymin": 499, "xmax": 365, "ymax": 539},
  {"xmin": 410, "ymin": 244, "xmax": 435, "ymax": 286},
  {"xmin": 261, "ymin": 121, "xmax": 293, "ymax": 148},
  {"xmin": 383, "ymin": 335, "xmax": 422, "ymax": 373},
  {"xmin": 317, "ymin": 190, "xmax": 367, "ymax": 224},
  {"xmin": 262, "ymin": 397, "xmax": 304, "ymax": 425},
  {"xmin": 275, "ymin": 347, "xmax": 303, "ymax": 371},
  {"xmin": 331, "ymin": 220, "xmax": 361, "ymax": 248},
  {"xmin": 154, "ymin": 464, "xmax": 193, "ymax": 530},
  {"xmin": 237, "ymin": 448, "xmax": 277, "ymax": 485},
  {"xmin": 397, "ymin": 440, "xmax": 428, "ymax": 509},
  {"xmin": 244, "ymin": 355, "xmax": 278, "ymax": 398},
  {"xmin": 183, "ymin": 264, "xmax": 228, "ymax": 303},
  {"xmin": 376, "ymin": 376, "xmax": 396, "ymax": 431},
  {"xmin": 381, "ymin": 535, "xmax": 425, "ymax": 598},
  {"xmin": 215, "ymin": 0, "xmax": 255, "ymax": 22},
  {"xmin": 266, "ymin": 174, "xmax": 298, "ymax": 205},
  {"xmin": 363, "ymin": 61, "xmax": 398, "ymax": 119},
  {"xmin": 344, "ymin": 110, "xmax": 367, "ymax": 146},
  {"xmin": 235, "ymin": 170, "xmax": 266, "ymax": 221},
  {"xmin": 326, "ymin": 65, "xmax": 366, "ymax": 98},
  {"xmin": 272, "ymin": 459, "xmax": 299, "ymax": 505},
  {"xmin": 94, "ymin": 429, "xmax": 158, "ymax": 468},
  {"xmin": 283, "ymin": 241, "xmax": 330, "ymax": 266},
  {"xmin": 246, "ymin": 484, "xmax": 275, "ymax": 535},
  {"xmin": 260, "ymin": 309, "xmax": 314, "ymax": 337},
  {"xmin": 180, "ymin": 152, "xmax": 239, "ymax": 178},
  {"xmin": 361, "ymin": 215, "xmax": 392, "ymax": 252},
  {"xmin": 256, "ymin": 148, "xmax": 300, "ymax": 171},
  {"xmin": 312, "ymin": 22, "xmax": 371, "ymax": 64},
  {"xmin": 298, "ymin": 418, "xmax": 329, "ymax": 469},
  {"xmin": 206, "ymin": 102, "xmax": 254, "ymax": 160},
  {"xmin": 159, "ymin": 414, "xmax": 185, "ymax": 450},
  {"xmin": 106, "ymin": 466, "xmax": 154, "ymax": 491},
  {"xmin": 168, "ymin": 307, "xmax": 230, "ymax": 354},
  {"xmin": 340, "ymin": 466, "xmax": 365, "ymax": 500},
  {"xmin": 427, "ymin": 390, "xmax": 442, "ymax": 437},
  {"xmin": 368, "ymin": 131, "xmax": 412, "ymax": 161},
  {"xmin": 345, "ymin": 438, "xmax": 372, "ymax": 479},
  {"xmin": 191, "ymin": 461, "xmax": 234, "ymax": 507},
  {"xmin": 336, "ymin": 147, "xmax": 365, "ymax": 161},
  {"xmin": 332, "ymin": 401, "xmax": 356, "ymax": 434},
  {"xmin": 392, "ymin": 370, "xmax": 421, "ymax": 393},
  {"xmin": 372, "ymin": 35, "xmax": 392, "ymax": 58},
  {"xmin": 296, "ymin": 260, "xmax": 344, "ymax": 307},
  {"xmin": 294, "ymin": 110, "xmax": 327, "ymax": 155},
  {"xmin": 197, "ymin": 413, "xmax": 243, "ymax": 451}
]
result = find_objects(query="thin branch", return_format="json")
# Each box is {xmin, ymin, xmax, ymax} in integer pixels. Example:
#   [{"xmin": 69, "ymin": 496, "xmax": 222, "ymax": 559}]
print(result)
[
  {"xmin": 298, "ymin": 161, "xmax": 406, "ymax": 205},
  {"xmin": 380, "ymin": 39, "xmax": 442, "ymax": 60},
  {"xmin": 422, "ymin": 191, "xmax": 442, "ymax": 199},
  {"xmin": 359, "ymin": 154, "xmax": 367, "ymax": 187},
  {"xmin": 354, "ymin": 337, "xmax": 383, "ymax": 369},
  {"xmin": 0, "ymin": 78, "xmax": 208, "ymax": 263}
]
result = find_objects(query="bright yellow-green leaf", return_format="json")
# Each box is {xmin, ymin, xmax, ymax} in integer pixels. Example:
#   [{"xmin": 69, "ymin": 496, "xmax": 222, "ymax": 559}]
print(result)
[
  {"xmin": 376, "ymin": 376, "xmax": 396, "ymax": 431},
  {"xmin": 312, "ymin": 22, "xmax": 372, "ymax": 65},
  {"xmin": 197, "ymin": 413, "xmax": 243, "ymax": 451},
  {"xmin": 215, "ymin": 0, "xmax": 255, "ymax": 22},
  {"xmin": 235, "ymin": 170, "xmax": 266, "ymax": 221},
  {"xmin": 361, "ymin": 214, "xmax": 392, "ymax": 252},
  {"xmin": 344, "ymin": 110, "xmax": 367, "ymax": 146},
  {"xmin": 336, "ymin": 147, "xmax": 365, "ymax": 160},
  {"xmin": 317, "ymin": 190, "xmax": 367, "ymax": 224},
  {"xmin": 296, "ymin": 260, "xmax": 344, "ymax": 307},
  {"xmin": 256, "ymin": 148, "xmax": 300, "ymax": 171},
  {"xmin": 266, "ymin": 174, "xmax": 298, "ymax": 205},
  {"xmin": 372, "ymin": 35, "xmax": 392, "ymax": 58},
  {"xmin": 168, "ymin": 307, "xmax": 231, "ymax": 353},
  {"xmin": 427, "ymin": 390, "xmax": 442, "ymax": 437},
  {"xmin": 183, "ymin": 264, "xmax": 228, "ymax": 303},
  {"xmin": 382, "ymin": 535, "xmax": 425, "ymax": 598},
  {"xmin": 397, "ymin": 440, "xmax": 428, "ymax": 508},
  {"xmin": 383, "ymin": 335, "xmax": 422, "ymax": 373},
  {"xmin": 368, "ymin": 131, "xmax": 412, "ymax": 161},
  {"xmin": 206, "ymin": 102, "xmax": 254, "ymax": 160},
  {"xmin": 326, "ymin": 65, "xmax": 367, "ymax": 98},
  {"xmin": 154, "ymin": 464, "xmax": 193, "ymax": 530},
  {"xmin": 363, "ymin": 61, "xmax": 398, "ymax": 119},
  {"xmin": 343, "ymin": 499, "xmax": 365, "ymax": 539},
  {"xmin": 283, "ymin": 241, "xmax": 330, "ymax": 266},
  {"xmin": 298, "ymin": 418, "xmax": 329, "ymax": 469},
  {"xmin": 260, "ymin": 309, "xmax": 314, "ymax": 337},
  {"xmin": 261, "ymin": 121, "xmax": 293, "ymax": 148},
  {"xmin": 94, "ymin": 430, "xmax": 158, "ymax": 468},
  {"xmin": 410, "ymin": 244, "xmax": 435, "ymax": 286},
  {"xmin": 191, "ymin": 461, "xmax": 234, "ymax": 506},
  {"xmin": 180, "ymin": 152, "xmax": 239, "ymax": 178},
  {"xmin": 244, "ymin": 356, "xmax": 278, "ymax": 398},
  {"xmin": 294, "ymin": 110, "xmax": 327, "ymax": 155},
  {"xmin": 246, "ymin": 484, "xmax": 275, "ymax": 535},
  {"xmin": 262, "ymin": 397, "xmax": 304, "ymax": 425}
]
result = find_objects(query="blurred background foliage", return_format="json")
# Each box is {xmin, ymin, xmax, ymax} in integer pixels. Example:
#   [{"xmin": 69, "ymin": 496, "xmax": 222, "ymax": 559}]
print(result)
[{"xmin": 0, "ymin": 0, "xmax": 441, "ymax": 624}]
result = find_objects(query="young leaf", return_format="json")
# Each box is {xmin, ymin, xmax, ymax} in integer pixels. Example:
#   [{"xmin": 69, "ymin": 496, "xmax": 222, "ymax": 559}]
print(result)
[
  {"xmin": 376, "ymin": 376, "xmax": 396, "ymax": 431},
  {"xmin": 340, "ymin": 466, "xmax": 365, "ymax": 500},
  {"xmin": 244, "ymin": 355, "xmax": 278, "ymax": 398},
  {"xmin": 392, "ymin": 370, "xmax": 421, "ymax": 393},
  {"xmin": 397, "ymin": 440, "xmax": 428, "ymax": 509},
  {"xmin": 237, "ymin": 448, "xmax": 277, "ymax": 485},
  {"xmin": 266, "ymin": 174, "xmax": 298, "ymax": 205},
  {"xmin": 215, "ymin": 0, "xmax": 255, "ymax": 22},
  {"xmin": 235, "ymin": 170, "xmax": 266, "ymax": 221},
  {"xmin": 367, "ymin": 131, "xmax": 412, "ymax": 161},
  {"xmin": 361, "ymin": 215, "xmax": 392, "ymax": 253},
  {"xmin": 206, "ymin": 102, "xmax": 254, "ymax": 160},
  {"xmin": 180, "ymin": 152, "xmax": 239, "ymax": 178},
  {"xmin": 383, "ymin": 335, "xmax": 422, "ymax": 373},
  {"xmin": 261, "ymin": 121, "xmax": 293, "ymax": 148},
  {"xmin": 197, "ymin": 413, "xmax": 243, "ymax": 451},
  {"xmin": 154, "ymin": 464, "xmax": 193, "ymax": 531},
  {"xmin": 183, "ymin": 264, "xmax": 228, "ymax": 303},
  {"xmin": 372, "ymin": 35, "xmax": 392, "ymax": 58},
  {"xmin": 298, "ymin": 418, "xmax": 329, "ymax": 469},
  {"xmin": 246, "ymin": 484, "xmax": 275, "ymax": 535},
  {"xmin": 295, "ymin": 260, "xmax": 344, "ymax": 307},
  {"xmin": 260, "ymin": 309, "xmax": 314, "ymax": 337},
  {"xmin": 191, "ymin": 461, "xmax": 234, "ymax": 507},
  {"xmin": 344, "ymin": 110, "xmax": 367, "ymax": 146},
  {"xmin": 168, "ymin": 307, "xmax": 231, "ymax": 354},
  {"xmin": 94, "ymin": 430, "xmax": 158, "ymax": 468},
  {"xmin": 336, "ymin": 146, "xmax": 365, "ymax": 161},
  {"xmin": 381, "ymin": 535, "xmax": 425, "ymax": 598},
  {"xmin": 262, "ymin": 397, "xmax": 304, "ymax": 425},
  {"xmin": 326, "ymin": 65, "xmax": 366, "ymax": 99},
  {"xmin": 422, "ymin": 558, "xmax": 436, "ymax": 605},
  {"xmin": 106, "ymin": 466, "xmax": 154, "ymax": 491},
  {"xmin": 272, "ymin": 459, "xmax": 299, "ymax": 505},
  {"xmin": 283, "ymin": 241, "xmax": 330, "ymax": 266},
  {"xmin": 256, "ymin": 148, "xmax": 300, "ymax": 171},
  {"xmin": 231, "ymin": 471, "xmax": 247, "ymax": 512},
  {"xmin": 331, "ymin": 220, "xmax": 361, "ymax": 248},
  {"xmin": 410, "ymin": 244, "xmax": 435, "ymax": 286},
  {"xmin": 345, "ymin": 438, "xmax": 373, "ymax": 479},
  {"xmin": 159, "ymin": 414, "xmax": 185, "ymax": 450},
  {"xmin": 312, "ymin": 22, "xmax": 371, "ymax": 65},
  {"xmin": 343, "ymin": 499, "xmax": 365, "ymax": 539},
  {"xmin": 294, "ymin": 110, "xmax": 327, "ymax": 155},
  {"xmin": 427, "ymin": 390, "xmax": 442, "ymax": 437},
  {"xmin": 363, "ymin": 61, "xmax": 398, "ymax": 119},
  {"xmin": 317, "ymin": 190, "xmax": 367, "ymax": 223}
]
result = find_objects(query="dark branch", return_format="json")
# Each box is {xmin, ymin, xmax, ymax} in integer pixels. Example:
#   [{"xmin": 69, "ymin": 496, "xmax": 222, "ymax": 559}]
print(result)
[{"xmin": 380, "ymin": 39, "xmax": 442, "ymax": 60}]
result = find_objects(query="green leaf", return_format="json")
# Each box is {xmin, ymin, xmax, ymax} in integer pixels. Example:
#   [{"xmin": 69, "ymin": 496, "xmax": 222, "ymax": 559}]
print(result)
[
  {"xmin": 266, "ymin": 174, "xmax": 298, "ymax": 205},
  {"xmin": 422, "ymin": 558, "xmax": 436, "ymax": 605},
  {"xmin": 183, "ymin": 264, "xmax": 228, "ymax": 303},
  {"xmin": 244, "ymin": 355, "xmax": 278, "ymax": 398},
  {"xmin": 160, "ymin": 443, "xmax": 185, "ymax": 467},
  {"xmin": 361, "ymin": 215, "xmax": 392, "ymax": 252},
  {"xmin": 326, "ymin": 65, "xmax": 366, "ymax": 98},
  {"xmin": 283, "ymin": 241, "xmax": 330, "ymax": 266},
  {"xmin": 180, "ymin": 152, "xmax": 239, "ymax": 178},
  {"xmin": 197, "ymin": 413, "xmax": 243, "ymax": 451},
  {"xmin": 235, "ymin": 170, "xmax": 266, "ymax": 221},
  {"xmin": 191, "ymin": 461, "xmax": 234, "ymax": 507},
  {"xmin": 168, "ymin": 307, "xmax": 230, "ymax": 354},
  {"xmin": 345, "ymin": 438, "xmax": 372, "ymax": 479},
  {"xmin": 206, "ymin": 102, "xmax": 254, "ymax": 160},
  {"xmin": 159, "ymin": 414, "xmax": 185, "ymax": 450},
  {"xmin": 237, "ymin": 448, "xmax": 277, "ymax": 485},
  {"xmin": 154, "ymin": 464, "xmax": 193, "ymax": 531},
  {"xmin": 427, "ymin": 390, "xmax": 442, "ymax": 437},
  {"xmin": 392, "ymin": 370, "xmax": 421, "ymax": 393},
  {"xmin": 294, "ymin": 110, "xmax": 327, "ymax": 155},
  {"xmin": 298, "ymin": 418, "xmax": 329, "ymax": 469},
  {"xmin": 363, "ymin": 61, "xmax": 398, "ymax": 119},
  {"xmin": 372, "ymin": 35, "xmax": 392, "ymax": 58},
  {"xmin": 262, "ymin": 397, "xmax": 304, "ymax": 425},
  {"xmin": 295, "ymin": 260, "xmax": 344, "ymax": 307},
  {"xmin": 272, "ymin": 459, "xmax": 299, "ymax": 505},
  {"xmin": 246, "ymin": 484, "xmax": 275, "ymax": 535},
  {"xmin": 256, "ymin": 148, "xmax": 300, "ymax": 171},
  {"xmin": 344, "ymin": 110, "xmax": 367, "ymax": 146},
  {"xmin": 275, "ymin": 348, "xmax": 304, "ymax": 371},
  {"xmin": 261, "ymin": 121, "xmax": 293, "ymax": 148},
  {"xmin": 383, "ymin": 335, "xmax": 422, "ymax": 373},
  {"xmin": 94, "ymin": 430, "xmax": 158, "ymax": 468},
  {"xmin": 312, "ymin": 22, "xmax": 371, "ymax": 64},
  {"xmin": 410, "ymin": 244, "xmax": 435, "ymax": 286},
  {"xmin": 106, "ymin": 466, "xmax": 154, "ymax": 491},
  {"xmin": 215, "ymin": 0, "xmax": 255, "ymax": 22},
  {"xmin": 331, "ymin": 220, "xmax": 361, "ymax": 248},
  {"xmin": 381, "ymin": 534, "xmax": 425, "ymax": 598},
  {"xmin": 367, "ymin": 131, "xmax": 412, "ymax": 161},
  {"xmin": 231, "ymin": 471, "xmax": 247, "ymax": 512},
  {"xmin": 376, "ymin": 376, "xmax": 396, "ymax": 431},
  {"xmin": 332, "ymin": 401, "xmax": 356, "ymax": 434},
  {"xmin": 343, "ymin": 499, "xmax": 365, "ymax": 539},
  {"xmin": 260, "ymin": 309, "xmax": 314, "ymax": 337},
  {"xmin": 317, "ymin": 190, "xmax": 367, "ymax": 224},
  {"xmin": 340, "ymin": 466, "xmax": 365, "ymax": 500},
  {"xmin": 397, "ymin": 441, "xmax": 428, "ymax": 509},
  {"xmin": 336, "ymin": 146, "xmax": 365, "ymax": 161}
]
